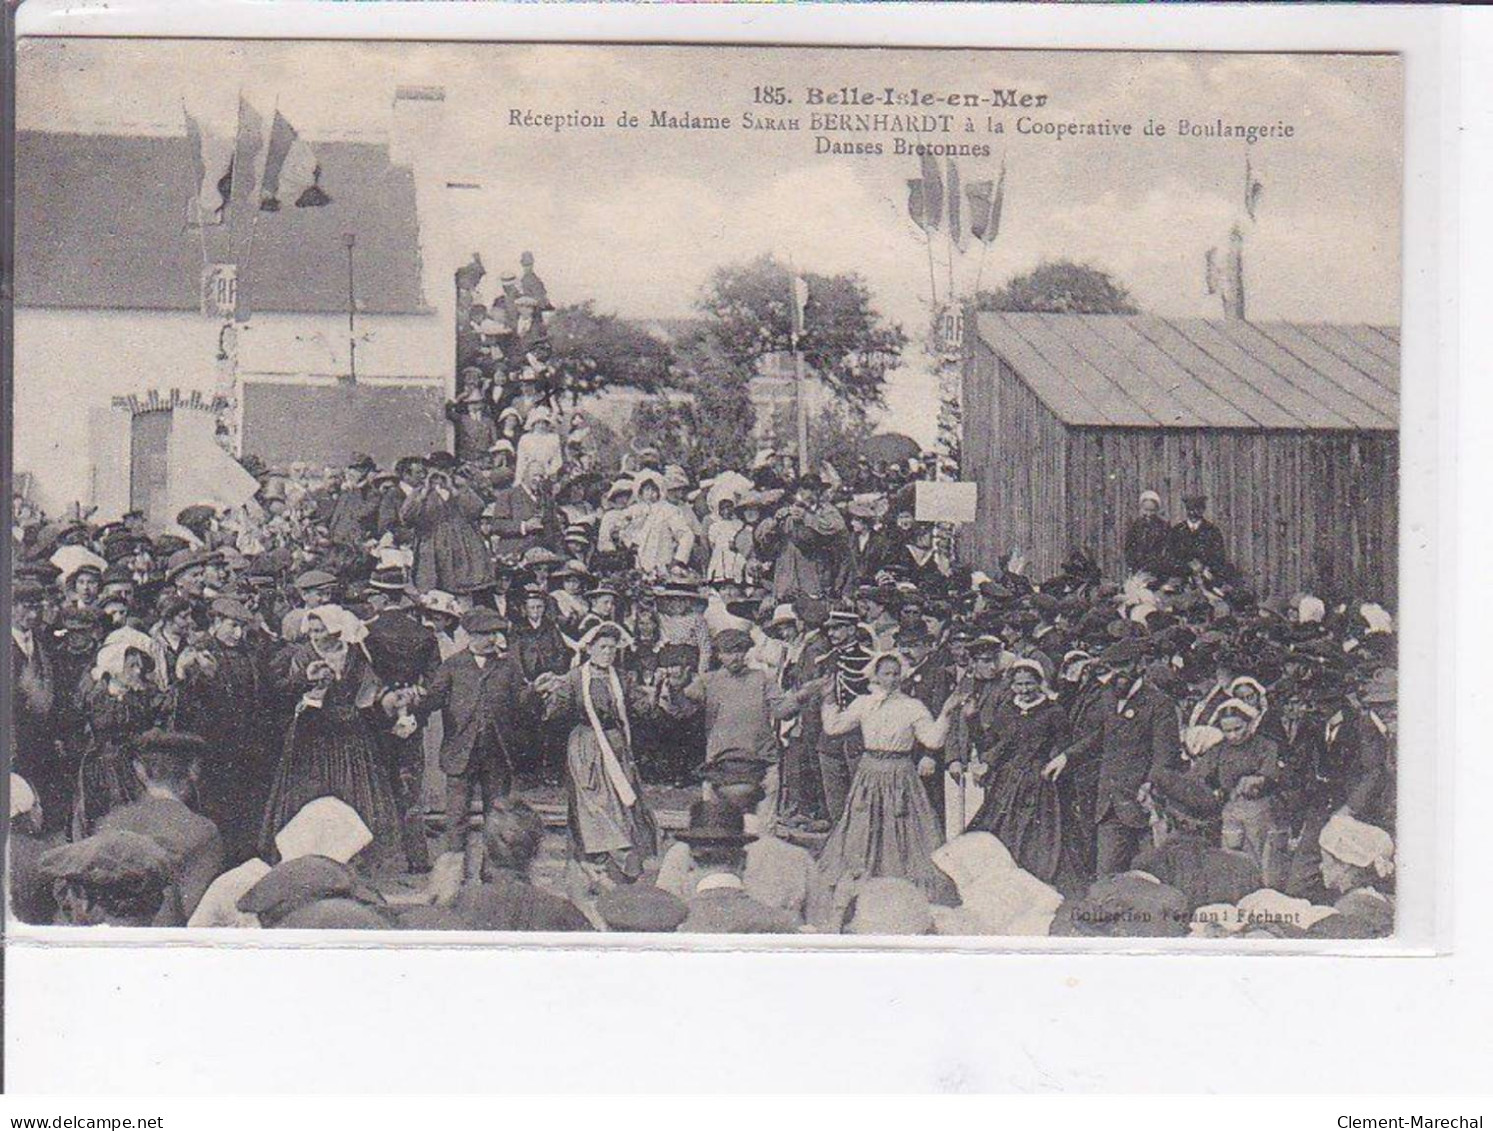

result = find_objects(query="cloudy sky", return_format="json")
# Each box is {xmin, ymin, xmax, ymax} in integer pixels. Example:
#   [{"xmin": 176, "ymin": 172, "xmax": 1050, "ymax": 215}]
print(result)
[{"xmin": 19, "ymin": 40, "xmax": 1402, "ymax": 442}]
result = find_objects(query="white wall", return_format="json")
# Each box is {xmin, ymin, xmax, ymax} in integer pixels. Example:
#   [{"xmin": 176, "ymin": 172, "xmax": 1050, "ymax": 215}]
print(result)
[
  {"xmin": 13, "ymin": 305, "xmax": 447, "ymax": 515},
  {"xmin": 237, "ymin": 309, "xmax": 447, "ymax": 380},
  {"xmin": 13, "ymin": 308, "xmax": 220, "ymax": 514}
]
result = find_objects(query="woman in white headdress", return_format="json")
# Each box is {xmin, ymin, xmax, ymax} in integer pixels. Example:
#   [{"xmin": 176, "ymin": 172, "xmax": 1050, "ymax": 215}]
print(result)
[
  {"xmin": 1123, "ymin": 488, "xmax": 1171, "ymax": 578},
  {"xmin": 73, "ymin": 628, "xmax": 166, "ymax": 838},
  {"xmin": 189, "ymin": 797, "xmax": 374, "ymax": 929},
  {"xmin": 960, "ymin": 657, "xmax": 1072, "ymax": 884},
  {"xmin": 259, "ymin": 605, "xmax": 403, "ymax": 868}
]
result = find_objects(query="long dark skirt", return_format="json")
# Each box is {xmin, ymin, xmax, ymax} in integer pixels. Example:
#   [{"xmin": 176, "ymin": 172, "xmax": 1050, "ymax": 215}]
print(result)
[
  {"xmin": 259, "ymin": 711, "xmax": 403, "ymax": 869},
  {"xmin": 817, "ymin": 751, "xmax": 956, "ymax": 905},
  {"xmin": 967, "ymin": 755, "xmax": 1064, "ymax": 884},
  {"xmin": 72, "ymin": 746, "xmax": 139, "ymax": 840}
]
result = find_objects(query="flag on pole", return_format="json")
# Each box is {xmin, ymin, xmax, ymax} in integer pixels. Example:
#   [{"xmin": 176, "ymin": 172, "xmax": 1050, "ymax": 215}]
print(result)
[
  {"xmin": 946, "ymin": 158, "xmax": 967, "ymax": 252},
  {"xmin": 967, "ymin": 160, "xmax": 1006, "ymax": 244},
  {"xmin": 918, "ymin": 154, "xmax": 943, "ymax": 231},
  {"xmin": 1244, "ymin": 156, "xmax": 1264, "ymax": 222},
  {"xmin": 227, "ymin": 97, "xmax": 266, "ymax": 232},
  {"xmin": 1205, "ymin": 228, "xmax": 1246, "ymax": 318},
  {"xmin": 259, "ymin": 110, "xmax": 331, "ymax": 211},
  {"xmin": 183, "ymin": 108, "xmax": 234, "ymax": 224},
  {"xmin": 227, "ymin": 97, "xmax": 266, "ymax": 322},
  {"xmin": 791, "ymin": 275, "xmax": 809, "ymax": 339},
  {"xmin": 907, "ymin": 178, "xmax": 931, "ymax": 233}
]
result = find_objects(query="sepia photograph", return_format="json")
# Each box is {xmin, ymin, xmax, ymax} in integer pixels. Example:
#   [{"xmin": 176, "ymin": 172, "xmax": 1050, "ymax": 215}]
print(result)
[{"xmin": 6, "ymin": 35, "xmax": 1405, "ymax": 945}]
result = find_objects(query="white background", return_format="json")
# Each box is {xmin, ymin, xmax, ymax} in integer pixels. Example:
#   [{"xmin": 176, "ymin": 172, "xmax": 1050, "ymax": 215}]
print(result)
[{"xmin": 5, "ymin": 0, "xmax": 1487, "ymax": 1095}]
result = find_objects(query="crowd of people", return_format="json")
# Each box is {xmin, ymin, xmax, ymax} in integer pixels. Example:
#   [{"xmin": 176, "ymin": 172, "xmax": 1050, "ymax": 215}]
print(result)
[
  {"xmin": 8, "ymin": 429, "xmax": 1399, "ymax": 939},
  {"xmin": 6, "ymin": 255, "xmax": 1398, "ymax": 939}
]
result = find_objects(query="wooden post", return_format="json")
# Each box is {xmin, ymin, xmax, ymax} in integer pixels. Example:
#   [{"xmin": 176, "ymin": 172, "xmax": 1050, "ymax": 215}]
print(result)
[
  {"xmin": 343, "ymin": 232, "xmax": 358, "ymax": 383},
  {"xmin": 794, "ymin": 342, "xmax": 809, "ymax": 477}
]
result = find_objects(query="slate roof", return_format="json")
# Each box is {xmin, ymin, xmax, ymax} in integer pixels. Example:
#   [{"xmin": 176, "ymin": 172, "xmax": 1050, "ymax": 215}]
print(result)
[
  {"xmin": 15, "ymin": 129, "xmax": 427, "ymax": 315},
  {"xmin": 973, "ymin": 312, "xmax": 1399, "ymax": 431}
]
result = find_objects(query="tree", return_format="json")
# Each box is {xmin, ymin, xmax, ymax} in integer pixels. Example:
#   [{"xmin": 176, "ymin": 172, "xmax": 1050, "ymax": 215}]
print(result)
[
  {"xmin": 546, "ymin": 301, "xmax": 679, "ymax": 396},
  {"xmin": 628, "ymin": 330, "xmax": 759, "ymax": 478},
  {"xmin": 768, "ymin": 399, "xmax": 878, "ymax": 481},
  {"xmin": 698, "ymin": 254, "xmax": 907, "ymax": 410},
  {"xmin": 973, "ymin": 259, "xmax": 1139, "ymax": 315},
  {"xmin": 629, "ymin": 397, "xmax": 696, "ymax": 471}
]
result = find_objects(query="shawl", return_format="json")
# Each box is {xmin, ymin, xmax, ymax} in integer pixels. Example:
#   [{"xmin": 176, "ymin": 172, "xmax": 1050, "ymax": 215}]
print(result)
[{"xmin": 580, "ymin": 662, "xmax": 638, "ymax": 808}]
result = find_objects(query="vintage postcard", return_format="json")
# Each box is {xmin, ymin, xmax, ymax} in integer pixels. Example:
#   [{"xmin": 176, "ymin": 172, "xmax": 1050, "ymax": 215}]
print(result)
[{"xmin": 7, "ymin": 37, "xmax": 1404, "ymax": 946}]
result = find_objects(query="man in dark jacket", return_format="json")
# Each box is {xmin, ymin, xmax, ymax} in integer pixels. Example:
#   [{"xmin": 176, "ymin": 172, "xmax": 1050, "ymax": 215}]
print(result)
[
  {"xmin": 97, "ymin": 730, "xmax": 225, "ymax": 925},
  {"xmin": 1048, "ymin": 640, "xmax": 1182, "ymax": 877},
  {"xmin": 416, "ymin": 609, "xmax": 528, "ymax": 867},
  {"xmin": 1167, "ymin": 493, "xmax": 1228, "ymax": 578},
  {"xmin": 364, "ymin": 571, "xmax": 443, "ymax": 873},
  {"xmin": 487, "ymin": 472, "xmax": 551, "ymax": 559},
  {"xmin": 168, "ymin": 597, "xmax": 266, "ymax": 865},
  {"xmin": 326, "ymin": 454, "xmax": 383, "ymax": 547},
  {"xmin": 11, "ymin": 580, "xmax": 61, "ymax": 831}
]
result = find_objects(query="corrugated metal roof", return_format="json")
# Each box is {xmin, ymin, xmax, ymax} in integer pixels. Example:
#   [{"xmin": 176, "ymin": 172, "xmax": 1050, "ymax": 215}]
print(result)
[
  {"xmin": 15, "ymin": 130, "xmax": 427, "ymax": 315},
  {"xmin": 974, "ymin": 312, "xmax": 1399, "ymax": 431}
]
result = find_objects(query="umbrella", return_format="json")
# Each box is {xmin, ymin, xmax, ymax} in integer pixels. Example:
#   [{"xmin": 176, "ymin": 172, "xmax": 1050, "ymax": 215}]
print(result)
[{"xmin": 861, "ymin": 432, "xmax": 923, "ymax": 464}]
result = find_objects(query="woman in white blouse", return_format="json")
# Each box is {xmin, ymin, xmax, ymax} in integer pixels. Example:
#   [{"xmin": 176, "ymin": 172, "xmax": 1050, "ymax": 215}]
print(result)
[{"xmin": 817, "ymin": 652, "xmax": 967, "ymax": 906}]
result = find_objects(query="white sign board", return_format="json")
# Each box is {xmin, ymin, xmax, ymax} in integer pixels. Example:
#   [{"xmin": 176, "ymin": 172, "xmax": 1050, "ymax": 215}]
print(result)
[{"xmin": 914, "ymin": 481, "xmax": 978, "ymax": 525}]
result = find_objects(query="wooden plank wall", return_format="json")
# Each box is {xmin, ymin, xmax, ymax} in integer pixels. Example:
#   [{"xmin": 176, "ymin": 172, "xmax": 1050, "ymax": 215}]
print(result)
[
  {"xmin": 1064, "ymin": 427, "xmax": 1399, "ymax": 604},
  {"xmin": 959, "ymin": 341, "xmax": 1070, "ymax": 580}
]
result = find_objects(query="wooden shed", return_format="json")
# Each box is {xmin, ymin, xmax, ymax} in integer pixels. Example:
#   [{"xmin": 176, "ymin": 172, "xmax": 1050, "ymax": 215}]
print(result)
[{"xmin": 959, "ymin": 312, "xmax": 1399, "ymax": 604}]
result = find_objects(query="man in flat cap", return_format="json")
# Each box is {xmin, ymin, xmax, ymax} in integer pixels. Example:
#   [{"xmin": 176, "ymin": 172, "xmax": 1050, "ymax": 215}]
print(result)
[
  {"xmin": 281, "ymin": 569, "xmax": 340, "ymax": 642},
  {"xmin": 168, "ymin": 597, "xmax": 268, "ymax": 864},
  {"xmin": 681, "ymin": 628, "xmax": 817, "ymax": 772},
  {"xmin": 1045, "ymin": 638, "xmax": 1184, "ymax": 877},
  {"xmin": 414, "ymin": 607, "xmax": 529, "ymax": 876},
  {"xmin": 41, "ymin": 829, "xmax": 175, "ymax": 927},
  {"xmin": 594, "ymin": 884, "xmax": 688, "ymax": 934},
  {"xmin": 97, "ymin": 730, "xmax": 225, "ymax": 924}
]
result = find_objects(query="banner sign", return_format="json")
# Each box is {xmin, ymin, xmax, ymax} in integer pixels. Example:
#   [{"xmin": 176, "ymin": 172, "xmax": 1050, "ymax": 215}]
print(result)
[
  {"xmin": 915, "ymin": 481, "xmax": 978, "ymax": 524},
  {"xmin": 201, "ymin": 264, "xmax": 238, "ymax": 319}
]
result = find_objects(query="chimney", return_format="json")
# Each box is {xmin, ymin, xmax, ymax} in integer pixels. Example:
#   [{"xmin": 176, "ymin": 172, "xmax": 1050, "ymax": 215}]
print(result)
[{"xmin": 390, "ymin": 84, "xmax": 446, "ymax": 168}]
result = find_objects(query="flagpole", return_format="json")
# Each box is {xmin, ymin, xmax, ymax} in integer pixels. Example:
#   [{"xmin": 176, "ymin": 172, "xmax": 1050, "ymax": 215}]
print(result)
[
  {"xmin": 972, "ymin": 158, "xmax": 1003, "ymax": 297},
  {"xmin": 237, "ymin": 94, "xmax": 277, "ymax": 326},
  {"xmin": 923, "ymin": 231, "xmax": 939, "ymax": 309},
  {"xmin": 344, "ymin": 232, "xmax": 358, "ymax": 383},
  {"xmin": 789, "ymin": 259, "xmax": 808, "ymax": 477},
  {"xmin": 181, "ymin": 99, "xmax": 211, "ymax": 277},
  {"xmin": 946, "ymin": 214, "xmax": 956, "ymax": 306}
]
